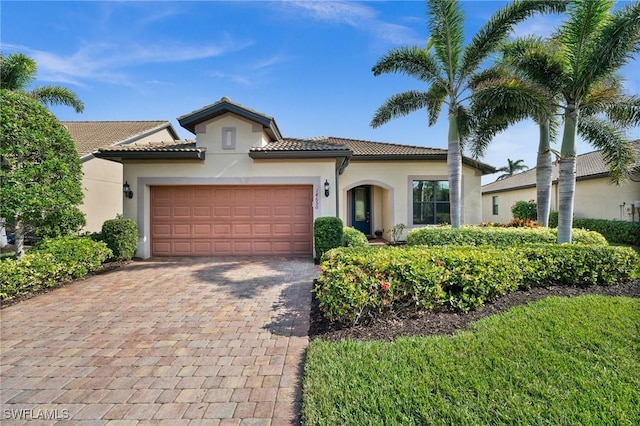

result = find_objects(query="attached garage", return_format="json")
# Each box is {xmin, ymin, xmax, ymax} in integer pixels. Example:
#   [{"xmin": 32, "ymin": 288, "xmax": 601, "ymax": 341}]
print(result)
[{"xmin": 150, "ymin": 185, "xmax": 313, "ymax": 256}]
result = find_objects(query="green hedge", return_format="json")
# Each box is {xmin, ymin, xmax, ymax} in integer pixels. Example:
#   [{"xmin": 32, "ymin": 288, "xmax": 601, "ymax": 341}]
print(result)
[
  {"xmin": 0, "ymin": 236, "xmax": 112, "ymax": 300},
  {"xmin": 314, "ymin": 217, "xmax": 343, "ymax": 260},
  {"xmin": 101, "ymin": 217, "xmax": 138, "ymax": 261},
  {"xmin": 314, "ymin": 244, "xmax": 638, "ymax": 324},
  {"xmin": 343, "ymin": 227, "xmax": 368, "ymax": 248},
  {"xmin": 407, "ymin": 226, "xmax": 607, "ymax": 246},
  {"xmin": 572, "ymin": 218, "xmax": 640, "ymax": 246}
]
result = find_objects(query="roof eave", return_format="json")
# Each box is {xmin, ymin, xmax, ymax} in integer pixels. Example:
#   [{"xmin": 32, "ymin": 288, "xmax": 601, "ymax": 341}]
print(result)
[
  {"xmin": 249, "ymin": 150, "xmax": 352, "ymax": 160},
  {"xmin": 94, "ymin": 150, "xmax": 206, "ymax": 161},
  {"xmin": 178, "ymin": 103, "xmax": 282, "ymax": 140}
]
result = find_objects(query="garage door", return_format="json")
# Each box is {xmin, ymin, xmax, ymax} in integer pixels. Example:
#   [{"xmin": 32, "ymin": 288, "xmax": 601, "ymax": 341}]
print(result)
[{"xmin": 151, "ymin": 185, "xmax": 313, "ymax": 256}]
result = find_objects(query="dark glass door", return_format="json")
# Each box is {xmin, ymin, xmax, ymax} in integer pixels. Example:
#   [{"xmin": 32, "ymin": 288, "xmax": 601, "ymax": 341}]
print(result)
[{"xmin": 351, "ymin": 186, "xmax": 371, "ymax": 236}]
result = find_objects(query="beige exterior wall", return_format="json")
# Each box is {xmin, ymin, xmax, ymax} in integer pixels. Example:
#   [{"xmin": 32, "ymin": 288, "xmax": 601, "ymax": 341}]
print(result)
[
  {"xmin": 482, "ymin": 174, "xmax": 640, "ymax": 223},
  {"xmin": 121, "ymin": 113, "xmax": 488, "ymax": 257},
  {"xmin": 340, "ymin": 161, "xmax": 485, "ymax": 241},
  {"xmin": 123, "ymin": 114, "xmax": 335, "ymax": 258},
  {"xmin": 80, "ymin": 158, "xmax": 123, "ymax": 233},
  {"xmin": 574, "ymin": 176, "xmax": 640, "ymax": 221}
]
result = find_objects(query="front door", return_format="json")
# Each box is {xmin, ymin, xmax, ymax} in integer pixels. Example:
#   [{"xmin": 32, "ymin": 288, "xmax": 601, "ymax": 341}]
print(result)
[{"xmin": 351, "ymin": 185, "xmax": 371, "ymax": 236}]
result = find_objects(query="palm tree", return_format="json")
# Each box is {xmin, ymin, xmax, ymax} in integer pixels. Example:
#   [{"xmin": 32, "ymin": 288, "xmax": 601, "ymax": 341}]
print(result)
[
  {"xmin": 495, "ymin": 158, "xmax": 529, "ymax": 180},
  {"xmin": 0, "ymin": 52, "xmax": 84, "ymax": 113},
  {"xmin": 370, "ymin": 0, "xmax": 565, "ymax": 228},
  {"xmin": 475, "ymin": 1, "xmax": 640, "ymax": 241}
]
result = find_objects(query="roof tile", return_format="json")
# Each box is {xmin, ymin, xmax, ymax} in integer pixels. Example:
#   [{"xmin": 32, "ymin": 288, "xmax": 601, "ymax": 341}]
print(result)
[
  {"xmin": 483, "ymin": 140, "xmax": 640, "ymax": 193},
  {"xmin": 62, "ymin": 121, "xmax": 173, "ymax": 156}
]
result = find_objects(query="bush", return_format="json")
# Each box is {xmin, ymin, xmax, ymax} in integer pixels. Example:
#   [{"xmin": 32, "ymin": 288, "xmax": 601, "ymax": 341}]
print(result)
[
  {"xmin": 101, "ymin": 217, "xmax": 139, "ymax": 261},
  {"xmin": 512, "ymin": 200, "xmax": 537, "ymax": 221},
  {"xmin": 314, "ymin": 217, "xmax": 344, "ymax": 260},
  {"xmin": 548, "ymin": 211, "xmax": 559, "ymax": 228},
  {"xmin": 572, "ymin": 218, "xmax": 640, "ymax": 246},
  {"xmin": 1, "ymin": 236, "xmax": 111, "ymax": 300},
  {"xmin": 314, "ymin": 244, "xmax": 638, "ymax": 324},
  {"xmin": 343, "ymin": 227, "xmax": 368, "ymax": 248},
  {"xmin": 406, "ymin": 226, "xmax": 607, "ymax": 246}
]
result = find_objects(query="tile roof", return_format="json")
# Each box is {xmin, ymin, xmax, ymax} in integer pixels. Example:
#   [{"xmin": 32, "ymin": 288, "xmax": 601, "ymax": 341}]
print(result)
[
  {"xmin": 62, "ymin": 121, "xmax": 175, "ymax": 156},
  {"xmin": 251, "ymin": 136, "xmax": 494, "ymax": 173},
  {"xmin": 98, "ymin": 140, "xmax": 198, "ymax": 152},
  {"xmin": 483, "ymin": 139, "xmax": 640, "ymax": 193}
]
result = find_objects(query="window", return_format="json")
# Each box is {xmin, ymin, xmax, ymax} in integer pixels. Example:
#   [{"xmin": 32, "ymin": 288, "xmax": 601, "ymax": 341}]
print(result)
[
  {"xmin": 222, "ymin": 127, "xmax": 236, "ymax": 149},
  {"xmin": 412, "ymin": 180, "xmax": 450, "ymax": 225},
  {"xmin": 492, "ymin": 196, "xmax": 499, "ymax": 215}
]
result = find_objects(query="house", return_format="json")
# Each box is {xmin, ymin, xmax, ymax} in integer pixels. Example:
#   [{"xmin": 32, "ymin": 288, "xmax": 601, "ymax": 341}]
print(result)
[
  {"xmin": 482, "ymin": 140, "xmax": 640, "ymax": 223},
  {"xmin": 94, "ymin": 97, "xmax": 494, "ymax": 258},
  {"xmin": 62, "ymin": 121, "xmax": 179, "ymax": 232}
]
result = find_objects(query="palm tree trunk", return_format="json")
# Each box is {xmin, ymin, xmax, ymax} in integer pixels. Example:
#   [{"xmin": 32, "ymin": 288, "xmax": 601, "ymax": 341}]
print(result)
[
  {"xmin": 13, "ymin": 220, "xmax": 25, "ymax": 259},
  {"xmin": 536, "ymin": 120, "xmax": 553, "ymax": 227},
  {"xmin": 557, "ymin": 106, "xmax": 578, "ymax": 243},
  {"xmin": 447, "ymin": 111, "xmax": 462, "ymax": 228}
]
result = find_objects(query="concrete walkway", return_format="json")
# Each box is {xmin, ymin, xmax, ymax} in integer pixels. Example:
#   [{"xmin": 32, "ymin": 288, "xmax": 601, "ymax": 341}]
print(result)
[{"xmin": 1, "ymin": 257, "xmax": 317, "ymax": 425}]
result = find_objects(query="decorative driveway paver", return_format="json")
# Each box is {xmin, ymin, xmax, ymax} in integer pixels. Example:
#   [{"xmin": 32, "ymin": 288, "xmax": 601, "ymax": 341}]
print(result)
[{"xmin": 1, "ymin": 257, "xmax": 317, "ymax": 425}]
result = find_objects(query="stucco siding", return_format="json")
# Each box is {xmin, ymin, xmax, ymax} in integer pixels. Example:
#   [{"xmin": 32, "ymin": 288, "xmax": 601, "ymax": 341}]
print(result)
[
  {"xmin": 573, "ymin": 176, "xmax": 640, "ymax": 221},
  {"xmin": 482, "ymin": 174, "xmax": 640, "ymax": 223},
  {"xmin": 81, "ymin": 158, "xmax": 123, "ymax": 232}
]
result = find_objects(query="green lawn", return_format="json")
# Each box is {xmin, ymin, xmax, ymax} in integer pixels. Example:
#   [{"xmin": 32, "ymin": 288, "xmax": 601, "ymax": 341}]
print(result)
[{"xmin": 302, "ymin": 295, "xmax": 640, "ymax": 425}]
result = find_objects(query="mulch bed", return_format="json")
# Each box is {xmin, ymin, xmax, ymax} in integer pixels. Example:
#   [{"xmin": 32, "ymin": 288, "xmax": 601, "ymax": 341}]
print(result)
[{"xmin": 308, "ymin": 279, "xmax": 640, "ymax": 342}]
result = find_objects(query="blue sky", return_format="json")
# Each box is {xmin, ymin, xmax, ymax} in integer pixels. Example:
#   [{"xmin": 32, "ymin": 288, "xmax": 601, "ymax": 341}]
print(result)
[{"xmin": 3, "ymin": 1, "xmax": 639, "ymax": 184}]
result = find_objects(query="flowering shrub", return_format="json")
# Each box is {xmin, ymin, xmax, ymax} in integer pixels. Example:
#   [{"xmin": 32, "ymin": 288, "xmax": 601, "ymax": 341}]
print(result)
[
  {"xmin": 511, "ymin": 200, "xmax": 537, "ymax": 221},
  {"xmin": 314, "ymin": 244, "xmax": 638, "ymax": 324}
]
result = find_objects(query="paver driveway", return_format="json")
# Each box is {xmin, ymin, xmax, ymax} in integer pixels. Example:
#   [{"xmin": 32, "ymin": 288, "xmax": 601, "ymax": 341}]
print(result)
[{"xmin": 1, "ymin": 257, "xmax": 317, "ymax": 425}]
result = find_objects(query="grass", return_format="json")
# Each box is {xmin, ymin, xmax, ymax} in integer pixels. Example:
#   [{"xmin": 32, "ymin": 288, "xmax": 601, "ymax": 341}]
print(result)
[{"xmin": 302, "ymin": 295, "xmax": 640, "ymax": 425}]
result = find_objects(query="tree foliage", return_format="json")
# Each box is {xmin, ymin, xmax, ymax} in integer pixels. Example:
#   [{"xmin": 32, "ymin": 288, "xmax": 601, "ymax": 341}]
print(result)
[
  {"xmin": 0, "ymin": 52, "xmax": 84, "ymax": 113},
  {"xmin": 0, "ymin": 89, "xmax": 85, "ymax": 257}
]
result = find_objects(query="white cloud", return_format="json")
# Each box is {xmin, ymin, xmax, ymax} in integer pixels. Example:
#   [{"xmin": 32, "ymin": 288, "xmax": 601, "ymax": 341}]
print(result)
[
  {"xmin": 2, "ymin": 36, "xmax": 253, "ymax": 88},
  {"xmin": 281, "ymin": 0, "xmax": 422, "ymax": 46}
]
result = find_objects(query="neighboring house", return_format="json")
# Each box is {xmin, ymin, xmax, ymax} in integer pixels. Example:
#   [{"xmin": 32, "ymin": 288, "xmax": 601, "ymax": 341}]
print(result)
[
  {"xmin": 62, "ymin": 121, "xmax": 179, "ymax": 232},
  {"xmin": 482, "ymin": 140, "xmax": 640, "ymax": 223},
  {"xmin": 95, "ymin": 97, "xmax": 494, "ymax": 258}
]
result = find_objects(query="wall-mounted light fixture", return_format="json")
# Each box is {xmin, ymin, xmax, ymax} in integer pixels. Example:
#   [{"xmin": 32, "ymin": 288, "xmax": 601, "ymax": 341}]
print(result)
[
  {"xmin": 324, "ymin": 179, "xmax": 330, "ymax": 197},
  {"xmin": 123, "ymin": 181, "xmax": 134, "ymax": 199}
]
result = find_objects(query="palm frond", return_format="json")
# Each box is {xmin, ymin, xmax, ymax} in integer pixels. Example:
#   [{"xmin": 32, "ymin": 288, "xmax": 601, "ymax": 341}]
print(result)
[
  {"xmin": 467, "ymin": 65, "xmax": 511, "ymax": 91},
  {"xmin": 425, "ymin": 83, "xmax": 448, "ymax": 126},
  {"xmin": 473, "ymin": 76, "xmax": 552, "ymax": 121},
  {"xmin": 580, "ymin": 74, "xmax": 624, "ymax": 116},
  {"xmin": 426, "ymin": 0, "xmax": 465, "ymax": 81},
  {"xmin": 560, "ymin": 0, "xmax": 612, "ymax": 83},
  {"xmin": 579, "ymin": 1, "xmax": 640, "ymax": 96},
  {"xmin": 460, "ymin": 0, "xmax": 567, "ymax": 81},
  {"xmin": 578, "ymin": 115, "xmax": 635, "ymax": 184},
  {"xmin": 605, "ymin": 95, "xmax": 640, "ymax": 128},
  {"xmin": 30, "ymin": 86, "xmax": 85, "ymax": 113},
  {"xmin": 455, "ymin": 104, "xmax": 475, "ymax": 149},
  {"xmin": 372, "ymin": 46, "xmax": 443, "ymax": 83},
  {"xmin": 370, "ymin": 90, "xmax": 432, "ymax": 128},
  {"xmin": 0, "ymin": 53, "xmax": 36, "ymax": 91},
  {"xmin": 501, "ymin": 37, "xmax": 567, "ymax": 94}
]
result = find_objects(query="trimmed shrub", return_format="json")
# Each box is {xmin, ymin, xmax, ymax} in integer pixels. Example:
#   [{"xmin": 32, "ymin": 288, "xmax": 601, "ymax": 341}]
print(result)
[
  {"xmin": 548, "ymin": 211, "xmax": 559, "ymax": 228},
  {"xmin": 314, "ymin": 244, "xmax": 638, "ymax": 324},
  {"xmin": 101, "ymin": 217, "xmax": 138, "ymax": 261},
  {"xmin": 406, "ymin": 226, "xmax": 607, "ymax": 246},
  {"xmin": 1, "ymin": 236, "xmax": 111, "ymax": 300},
  {"xmin": 343, "ymin": 227, "xmax": 368, "ymax": 248},
  {"xmin": 314, "ymin": 217, "xmax": 343, "ymax": 260},
  {"xmin": 511, "ymin": 200, "xmax": 537, "ymax": 221},
  {"xmin": 572, "ymin": 218, "xmax": 640, "ymax": 246}
]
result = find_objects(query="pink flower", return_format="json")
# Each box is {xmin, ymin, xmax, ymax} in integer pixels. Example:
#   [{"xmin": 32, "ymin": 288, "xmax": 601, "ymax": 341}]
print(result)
[{"xmin": 380, "ymin": 282, "xmax": 390, "ymax": 292}]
